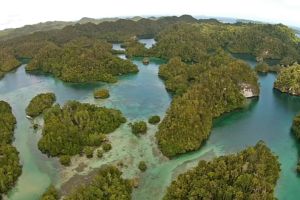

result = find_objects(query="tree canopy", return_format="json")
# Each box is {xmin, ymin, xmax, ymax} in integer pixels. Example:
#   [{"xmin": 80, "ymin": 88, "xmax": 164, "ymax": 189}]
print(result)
[
  {"xmin": 25, "ymin": 93, "xmax": 56, "ymax": 117},
  {"xmin": 274, "ymin": 64, "xmax": 300, "ymax": 95},
  {"xmin": 64, "ymin": 166, "xmax": 132, "ymax": 200},
  {"xmin": 163, "ymin": 142, "xmax": 280, "ymax": 200},
  {"xmin": 25, "ymin": 38, "xmax": 138, "ymax": 83},
  {"xmin": 38, "ymin": 101, "xmax": 126, "ymax": 164},
  {"xmin": 0, "ymin": 101, "xmax": 22, "ymax": 194},
  {"xmin": 156, "ymin": 53, "xmax": 259, "ymax": 157}
]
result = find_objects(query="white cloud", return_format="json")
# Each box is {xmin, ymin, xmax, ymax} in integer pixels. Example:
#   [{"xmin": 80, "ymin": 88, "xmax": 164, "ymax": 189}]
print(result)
[{"xmin": 0, "ymin": 0, "xmax": 300, "ymax": 30}]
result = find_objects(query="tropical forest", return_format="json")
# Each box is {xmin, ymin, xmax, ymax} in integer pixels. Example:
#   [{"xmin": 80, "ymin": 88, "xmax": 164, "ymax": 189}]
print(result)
[{"xmin": 1, "ymin": 2, "xmax": 300, "ymax": 200}]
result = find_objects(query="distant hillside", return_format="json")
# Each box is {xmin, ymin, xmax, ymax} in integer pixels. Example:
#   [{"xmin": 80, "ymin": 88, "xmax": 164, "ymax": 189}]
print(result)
[
  {"xmin": 0, "ymin": 16, "xmax": 145, "ymax": 41},
  {"xmin": 0, "ymin": 21, "xmax": 74, "ymax": 41}
]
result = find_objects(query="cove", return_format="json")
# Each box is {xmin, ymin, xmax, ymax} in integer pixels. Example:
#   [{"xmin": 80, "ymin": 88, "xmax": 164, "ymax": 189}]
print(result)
[{"xmin": 0, "ymin": 44, "xmax": 300, "ymax": 200}]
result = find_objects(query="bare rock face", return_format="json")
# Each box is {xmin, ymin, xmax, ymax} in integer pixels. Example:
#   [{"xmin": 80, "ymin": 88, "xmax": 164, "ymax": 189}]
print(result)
[{"xmin": 240, "ymin": 83, "xmax": 258, "ymax": 98}]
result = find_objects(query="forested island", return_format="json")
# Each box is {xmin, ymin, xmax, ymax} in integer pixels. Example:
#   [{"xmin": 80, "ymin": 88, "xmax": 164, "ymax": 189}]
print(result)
[
  {"xmin": 156, "ymin": 53, "xmax": 259, "ymax": 157},
  {"xmin": 25, "ymin": 38, "xmax": 138, "ymax": 83},
  {"xmin": 163, "ymin": 142, "xmax": 280, "ymax": 200},
  {"xmin": 38, "ymin": 101, "xmax": 126, "ymax": 165},
  {"xmin": 39, "ymin": 165, "xmax": 132, "ymax": 200},
  {"xmin": 26, "ymin": 93, "xmax": 56, "ymax": 117},
  {"xmin": 94, "ymin": 88, "xmax": 110, "ymax": 99},
  {"xmin": 1, "ymin": 14, "xmax": 300, "ymax": 199},
  {"xmin": 0, "ymin": 15, "xmax": 299, "ymax": 80},
  {"xmin": 0, "ymin": 101, "xmax": 22, "ymax": 194},
  {"xmin": 274, "ymin": 64, "xmax": 300, "ymax": 95}
]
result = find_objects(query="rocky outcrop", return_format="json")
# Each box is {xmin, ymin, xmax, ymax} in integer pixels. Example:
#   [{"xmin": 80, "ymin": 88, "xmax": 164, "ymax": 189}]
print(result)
[{"xmin": 240, "ymin": 83, "xmax": 259, "ymax": 98}]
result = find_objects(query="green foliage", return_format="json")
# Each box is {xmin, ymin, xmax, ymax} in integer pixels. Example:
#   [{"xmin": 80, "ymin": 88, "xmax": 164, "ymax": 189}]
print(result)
[
  {"xmin": 292, "ymin": 114, "xmax": 300, "ymax": 139},
  {"xmin": 0, "ymin": 101, "xmax": 22, "ymax": 194},
  {"xmin": 163, "ymin": 142, "xmax": 280, "ymax": 200},
  {"xmin": 138, "ymin": 161, "xmax": 147, "ymax": 172},
  {"xmin": 40, "ymin": 185, "xmax": 58, "ymax": 200},
  {"xmin": 152, "ymin": 23, "xmax": 300, "ymax": 64},
  {"xmin": 25, "ymin": 38, "xmax": 138, "ymax": 83},
  {"xmin": 291, "ymin": 113, "xmax": 300, "ymax": 173},
  {"xmin": 59, "ymin": 155, "xmax": 71, "ymax": 166},
  {"xmin": 26, "ymin": 93, "xmax": 56, "ymax": 117},
  {"xmin": 148, "ymin": 115, "xmax": 161, "ymax": 124},
  {"xmin": 84, "ymin": 146, "xmax": 95, "ymax": 158},
  {"xmin": 64, "ymin": 166, "xmax": 132, "ymax": 200},
  {"xmin": 156, "ymin": 55, "xmax": 259, "ymax": 157},
  {"xmin": 130, "ymin": 121, "xmax": 147, "ymax": 135},
  {"xmin": 124, "ymin": 39, "xmax": 149, "ymax": 58},
  {"xmin": 255, "ymin": 62, "xmax": 270, "ymax": 73},
  {"xmin": 0, "ymin": 49, "xmax": 20, "ymax": 78},
  {"xmin": 102, "ymin": 143, "xmax": 112, "ymax": 152},
  {"xmin": 227, "ymin": 24, "xmax": 300, "ymax": 64},
  {"xmin": 38, "ymin": 101, "xmax": 126, "ymax": 161},
  {"xmin": 0, "ymin": 101, "xmax": 17, "ymax": 144},
  {"xmin": 97, "ymin": 149, "xmax": 104, "ymax": 158},
  {"xmin": 274, "ymin": 64, "xmax": 300, "ymax": 95},
  {"xmin": 94, "ymin": 88, "xmax": 110, "ymax": 99}
]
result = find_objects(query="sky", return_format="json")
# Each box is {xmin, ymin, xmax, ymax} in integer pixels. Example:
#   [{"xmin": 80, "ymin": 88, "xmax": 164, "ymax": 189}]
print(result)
[{"xmin": 1, "ymin": 0, "xmax": 300, "ymax": 30}]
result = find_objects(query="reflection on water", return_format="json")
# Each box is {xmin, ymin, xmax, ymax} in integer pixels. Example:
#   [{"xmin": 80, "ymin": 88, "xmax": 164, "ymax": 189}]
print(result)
[{"xmin": 138, "ymin": 38, "xmax": 156, "ymax": 49}]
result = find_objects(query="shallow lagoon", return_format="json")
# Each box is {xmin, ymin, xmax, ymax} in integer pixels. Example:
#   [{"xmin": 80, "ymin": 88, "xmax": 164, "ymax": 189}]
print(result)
[{"xmin": 1, "ymin": 43, "xmax": 300, "ymax": 199}]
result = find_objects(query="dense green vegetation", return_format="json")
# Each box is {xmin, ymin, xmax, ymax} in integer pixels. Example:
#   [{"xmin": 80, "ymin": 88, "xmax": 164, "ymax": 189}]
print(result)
[
  {"xmin": 156, "ymin": 54, "xmax": 259, "ymax": 157},
  {"xmin": 64, "ymin": 166, "xmax": 132, "ymax": 200},
  {"xmin": 291, "ymin": 114, "xmax": 300, "ymax": 172},
  {"xmin": 25, "ymin": 93, "xmax": 56, "ymax": 117},
  {"xmin": 138, "ymin": 161, "xmax": 147, "ymax": 172},
  {"xmin": 94, "ymin": 88, "xmax": 110, "ymax": 99},
  {"xmin": 0, "ymin": 49, "xmax": 20, "ymax": 79},
  {"xmin": 40, "ymin": 185, "xmax": 58, "ymax": 200},
  {"xmin": 25, "ymin": 38, "xmax": 138, "ymax": 83},
  {"xmin": 102, "ymin": 143, "xmax": 112, "ymax": 152},
  {"xmin": 153, "ymin": 22, "xmax": 300, "ymax": 65},
  {"xmin": 163, "ymin": 142, "xmax": 280, "ymax": 200},
  {"xmin": 1, "ymin": 15, "xmax": 298, "ymax": 81},
  {"xmin": 38, "ymin": 101, "xmax": 126, "ymax": 164},
  {"xmin": 148, "ymin": 115, "xmax": 161, "ymax": 124},
  {"xmin": 0, "ymin": 101, "xmax": 22, "ymax": 194},
  {"xmin": 59, "ymin": 155, "xmax": 71, "ymax": 166},
  {"xmin": 255, "ymin": 62, "xmax": 270, "ymax": 73},
  {"xmin": 274, "ymin": 64, "xmax": 300, "ymax": 95},
  {"xmin": 124, "ymin": 39, "xmax": 149, "ymax": 58},
  {"xmin": 130, "ymin": 121, "xmax": 147, "ymax": 135}
]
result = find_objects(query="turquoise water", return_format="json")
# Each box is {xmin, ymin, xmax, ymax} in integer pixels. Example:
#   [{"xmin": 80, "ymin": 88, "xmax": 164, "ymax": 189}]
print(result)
[{"xmin": 1, "ymin": 48, "xmax": 300, "ymax": 199}]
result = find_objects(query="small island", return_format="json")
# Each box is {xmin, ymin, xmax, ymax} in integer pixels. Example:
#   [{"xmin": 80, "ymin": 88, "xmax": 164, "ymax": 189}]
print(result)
[
  {"xmin": 94, "ymin": 88, "xmax": 110, "ymax": 99},
  {"xmin": 274, "ymin": 64, "xmax": 300, "ymax": 95},
  {"xmin": 130, "ymin": 121, "xmax": 147, "ymax": 135},
  {"xmin": 142, "ymin": 57, "xmax": 150, "ymax": 65},
  {"xmin": 163, "ymin": 142, "xmax": 280, "ymax": 199},
  {"xmin": 26, "ymin": 93, "xmax": 56, "ymax": 118},
  {"xmin": 138, "ymin": 161, "xmax": 147, "ymax": 172},
  {"xmin": 148, "ymin": 115, "xmax": 161, "ymax": 124},
  {"xmin": 38, "ymin": 101, "xmax": 126, "ymax": 165}
]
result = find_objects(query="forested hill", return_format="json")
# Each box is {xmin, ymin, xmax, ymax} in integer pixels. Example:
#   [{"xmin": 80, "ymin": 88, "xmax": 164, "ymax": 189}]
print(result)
[{"xmin": 0, "ymin": 15, "xmax": 299, "ymax": 81}]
